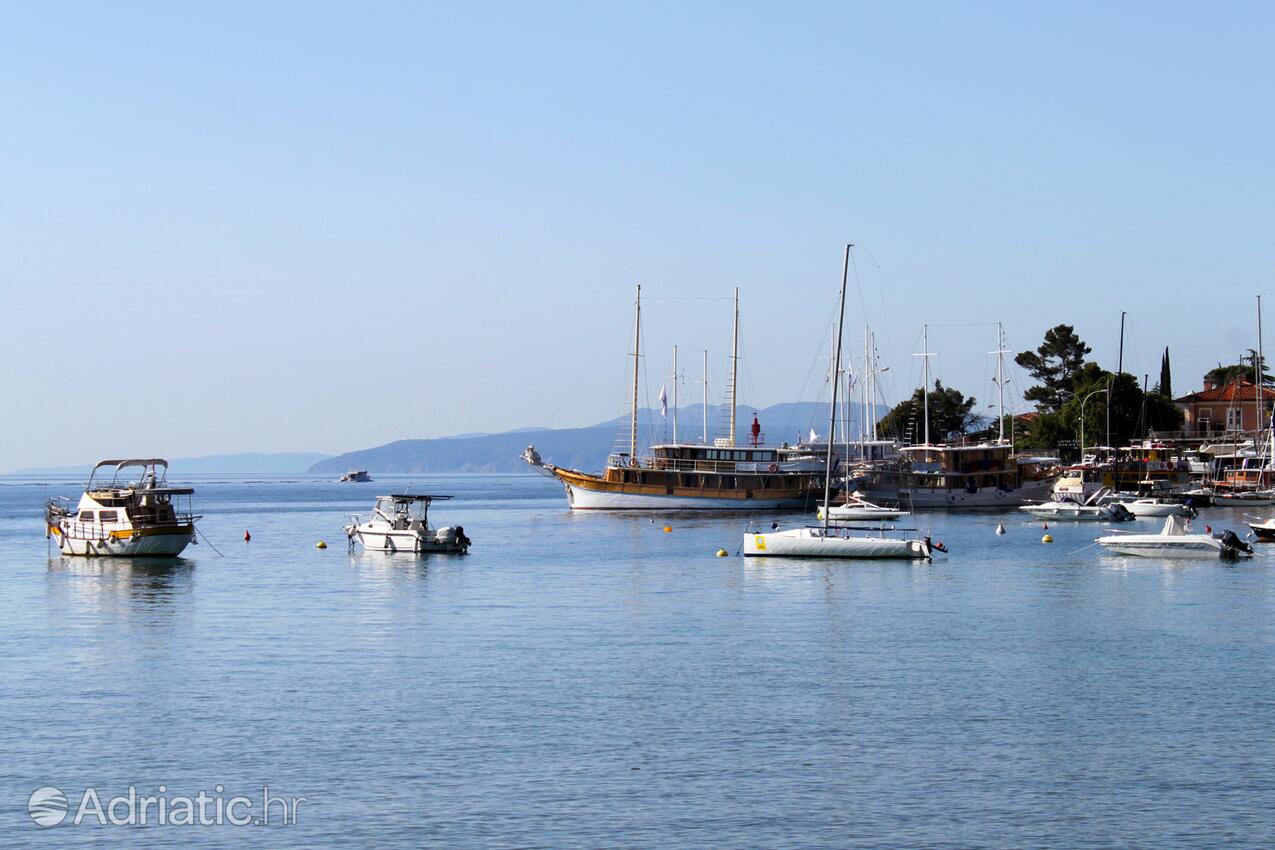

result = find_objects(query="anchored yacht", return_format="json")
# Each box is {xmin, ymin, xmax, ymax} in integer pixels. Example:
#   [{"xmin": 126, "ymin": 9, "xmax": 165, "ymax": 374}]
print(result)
[{"xmin": 44, "ymin": 459, "xmax": 199, "ymax": 557}]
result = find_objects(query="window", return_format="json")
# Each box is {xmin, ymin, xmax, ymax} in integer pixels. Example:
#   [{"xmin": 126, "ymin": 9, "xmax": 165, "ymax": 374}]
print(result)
[
  {"xmin": 1227, "ymin": 408, "xmax": 1242, "ymax": 430},
  {"xmin": 97, "ymin": 510, "xmax": 119, "ymax": 522},
  {"xmin": 707, "ymin": 450, "xmax": 718, "ymax": 460},
  {"xmin": 78, "ymin": 511, "xmax": 94, "ymax": 522}
]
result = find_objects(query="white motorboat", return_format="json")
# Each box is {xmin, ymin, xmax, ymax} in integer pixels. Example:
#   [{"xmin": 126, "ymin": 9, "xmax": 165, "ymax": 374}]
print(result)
[
  {"xmin": 345, "ymin": 495, "xmax": 471, "ymax": 554},
  {"xmin": 816, "ymin": 494, "xmax": 908, "ymax": 521},
  {"xmin": 1100, "ymin": 495, "xmax": 1195, "ymax": 518},
  {"xmin": 339, "ymin": 470, "xmax": 372, "ymax": 483},
  {"xmin": 1019, "ymin": 490, "xmax": 1134, "ymax": 522},
  {"xmin": 1245, "ymin": 515, "xmax": 1275, "ymax": 541},
  {"xmin": 44, "ymin": 459, "xmax": 199, "ymax": 557},
  {"xmin": 1096, "ymin": 515, "xmax": 1253, "ymax": 559},
  {"xmin": 741, "ymin": 244, "xmax": 937, "ymax": 561}
]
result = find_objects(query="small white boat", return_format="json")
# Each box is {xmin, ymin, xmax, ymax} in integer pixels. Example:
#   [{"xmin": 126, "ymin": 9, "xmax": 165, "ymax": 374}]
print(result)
[
  {"xmin": 1096, "ymin": 515, "xmax": 1253, "ymax": 559},
  {"xmin": 44, "ymin": 459, "xmax": 199, "ymax": 557},
  {"xmin": 345, "ymin": 495, "xmax": 471, "ymax": 554},
  {"xmin": 1245, "ymin": 515, "xmax": 1275, "ymax": 541},
  {"xmin": 744, "ymin": 524, "xmax": 936, "ymax": 559},
  {"xmin": 1100, "ymin": 495, "xmax": 1195, "ymax": 518},
  {"xmin": 1214, "ymin": 490, "xmax": 1275, "ymax": 507},
  {"xmin": 339, "ymin": 470, "xmax": 373, "ymax": 483},
  {"xmin": 816, "ymin": 494, "xmax": 908, "ymax": 521},
  {"xmin": 1020, "ymin": 490, "xmax": 1133, "ymax": 522}
]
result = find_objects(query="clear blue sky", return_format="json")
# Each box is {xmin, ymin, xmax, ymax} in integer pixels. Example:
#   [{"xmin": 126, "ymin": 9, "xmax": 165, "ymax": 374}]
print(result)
[{"xmin": 3, "ymin": 1, "xmax": 1272, "ymax": 469}]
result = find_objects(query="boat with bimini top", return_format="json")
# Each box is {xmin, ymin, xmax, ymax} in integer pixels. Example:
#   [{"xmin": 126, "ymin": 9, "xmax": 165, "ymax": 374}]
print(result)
[
  {"xmin": 345, "ymin": 494, "xmax": 471, "ymax": 554},
  {"xmin": 44, "ymin": 459, "xmax": 199, "ymax": 557}
]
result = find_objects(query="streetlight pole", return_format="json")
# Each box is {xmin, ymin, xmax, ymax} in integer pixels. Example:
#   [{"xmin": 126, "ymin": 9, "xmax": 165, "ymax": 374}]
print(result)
[{"xmin": 1081, "ymin": 388, "xmax": 1109, "ymax": 460}]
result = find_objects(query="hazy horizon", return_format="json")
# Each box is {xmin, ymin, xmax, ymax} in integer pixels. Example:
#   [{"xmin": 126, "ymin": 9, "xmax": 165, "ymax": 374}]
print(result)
[{"xmin": 4, "ymin": 2, "xmax": 1271, "ymax": 470}]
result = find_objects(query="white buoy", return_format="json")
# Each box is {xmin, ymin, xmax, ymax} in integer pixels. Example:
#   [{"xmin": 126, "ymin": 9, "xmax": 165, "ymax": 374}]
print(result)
[{"xmin": 995, "ymin": 524, "xmax": 1006, "ymax": 535}]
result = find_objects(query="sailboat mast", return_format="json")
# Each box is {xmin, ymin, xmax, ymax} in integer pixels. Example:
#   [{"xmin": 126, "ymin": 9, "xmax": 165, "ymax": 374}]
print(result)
[
  {"xmin": 995, "ymin": 322, "xmax": 1006, "ymax": 443},
  {"xmin": 869, "ymin": 330, "xmax": 878, "ymax": 441},
  {"xmin": 824, "ymin": 244, "xmax": 851, "ymax": 530},
  {"xmin": 672, "ymin": 344, "xmax": 679, "ymax": 444},
  {"xmin": 702, "ymin": 350, "xmax": 709, "ymax": 443},
  {"xmin": 922, "ymin": 324, "xmax": 931, "ymax": 446},
  {"xmin": 728, "ymin": 286, "xmax": 740, "ymax": 446},
  {"xmin": 630, "ymin": 284, "xmax": 641, "ymax": 460},
  {"xmin": 1258, "ymin": 294, "xmax": 1265, "ymax": 455}
]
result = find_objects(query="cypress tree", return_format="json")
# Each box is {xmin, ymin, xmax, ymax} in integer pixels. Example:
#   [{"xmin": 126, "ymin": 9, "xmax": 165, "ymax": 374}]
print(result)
[{"xmin": 1159, "ymin": 347, "xmax": 1172, "ymax": 398}]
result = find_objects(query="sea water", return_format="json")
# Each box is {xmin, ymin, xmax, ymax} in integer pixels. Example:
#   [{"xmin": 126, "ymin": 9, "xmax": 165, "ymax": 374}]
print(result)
[{"xmin": 1, "ymin": 473, "xmax": 1274, "ymax": 848}]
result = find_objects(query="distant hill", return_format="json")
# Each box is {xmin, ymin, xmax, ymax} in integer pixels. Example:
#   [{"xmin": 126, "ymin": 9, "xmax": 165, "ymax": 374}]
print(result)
[
  {"xmin": 310, "ymin": 402, "xmax": 865, "ymax": 474},
  {"xmin": 14, "ymin": 452, "xmax": 331, "ymax": 475}
]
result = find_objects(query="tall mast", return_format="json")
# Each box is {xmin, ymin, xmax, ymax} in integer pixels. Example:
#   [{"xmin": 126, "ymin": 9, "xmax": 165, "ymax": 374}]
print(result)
[
  {"xmin": 630, "ymin": 284, "xmax": 641, "ymax": 459},
  {"xmin": 672, "ymin": 344, "xmax": 679, "ymax": 444},
  {"xmin": 990, "ymin": 321, "xmax": 1008, "ymax": 443},
  {"xmin": 824, "ymin": 244, "xmax": 851, "ymax": 530},
  {"xmin": 916, "ymin": 324, "xmax": 933, "ymax": 446},
  {"xmin": 1258, "ymin": 294, "xmax": 1265, "ymax": 451},
  {"xmin": 729, "ymin": 286, "xmax": 739, "ymax": 446},
  {"xmin": 869, "ymin": 330, "xmax": 878, "ymax": 441},
  {"xmin": 702, "ymin": 350, "xmax": 709, "ymax": 443}
]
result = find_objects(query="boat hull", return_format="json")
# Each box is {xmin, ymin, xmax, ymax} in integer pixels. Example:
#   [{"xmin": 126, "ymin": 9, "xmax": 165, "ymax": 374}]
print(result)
[
  {"xmin": 51, "ymin": 525, "xmax": 195, "ymax": 557},
  {"xmin": 1096, "ymin": 538, "xmax": 1222, "ymax": 558},
  {"xmin": 743, "ymin": 527, "xmax": 931, "ymax": 559},
  {"xmin": 350, "ymin": 529, "xmax": 467, "ymax": 554},
  {"xmin": 1020, "ymin": 505, "xmax": 1111, "ymax": 521},
  {"xmin": 861, "ymin": 477, "xmax": 1055, "ymax": 509}
]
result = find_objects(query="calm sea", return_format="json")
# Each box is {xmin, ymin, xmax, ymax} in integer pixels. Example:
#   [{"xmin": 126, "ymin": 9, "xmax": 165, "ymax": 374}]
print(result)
[{"xmin": 1, "ymin": 473, "xmax": 1274, "ymax": 848}]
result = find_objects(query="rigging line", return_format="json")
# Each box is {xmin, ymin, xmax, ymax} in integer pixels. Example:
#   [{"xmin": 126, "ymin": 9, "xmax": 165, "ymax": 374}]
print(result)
[
  {"xmin": 545, "ymin": 314, "xmax": 631, "ymax": 426},
  {"xmin": 195, "ymin": 525, "xmax": 225, "ymax": 557},
  {"xmin": 641, "ymin": 296, "xmax": 734, "ymax": 301}
]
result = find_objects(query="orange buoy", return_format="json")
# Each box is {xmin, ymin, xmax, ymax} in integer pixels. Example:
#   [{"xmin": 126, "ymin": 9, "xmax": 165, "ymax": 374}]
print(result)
[
  {"xmin": 663, "ymin": 525, "xmax": 672, "ymax": 533},
  {"xmin": 244, "ymin": 530, "xmax": 251, "ymax": 542}
]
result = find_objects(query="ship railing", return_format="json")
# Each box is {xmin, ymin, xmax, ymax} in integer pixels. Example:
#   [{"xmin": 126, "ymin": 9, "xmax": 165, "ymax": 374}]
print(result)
[
  {"xmin": 607, "ymin": 454, "xmax": 824, "ymax": 475},
  {"xmin": 59, "ymin": 513, "xmax": 198, "ymax": 539}
]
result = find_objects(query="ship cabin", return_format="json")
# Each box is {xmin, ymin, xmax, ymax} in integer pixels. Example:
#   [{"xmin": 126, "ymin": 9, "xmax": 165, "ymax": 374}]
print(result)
[
  {"xmin": 56, "ymin": 458, "xmax": 197, "ymax": 539},
  {"xmin": 895, "ymin": 443, "xmax": 1027, "ymax": 490},
  {"xmin": 603, "ymin": 443, "xmax": 825, "ymax": 491}
]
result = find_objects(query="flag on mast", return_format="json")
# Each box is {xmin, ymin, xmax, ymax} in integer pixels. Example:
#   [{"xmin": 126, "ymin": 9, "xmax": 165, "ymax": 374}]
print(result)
[{"xmin": 659, "ymin": 384, "xmax": 668, "ymax": 417}]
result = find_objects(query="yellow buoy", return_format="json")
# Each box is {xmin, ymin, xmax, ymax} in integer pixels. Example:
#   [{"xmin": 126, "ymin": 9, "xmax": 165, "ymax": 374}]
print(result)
[
  {"xmin": 1041, "ymin": 534, "xmax": 1053, "ymax": 544},
  {"xmin": 315, "ymin": 540, "xmax": 328, "ymax": 549},
  {"xmin": 663, "ymin": 525, "xmax": 672, "ymax": 533},
  {"xmin": 716, "ymin": 549, "xmax": 728, "ymax": 557}
]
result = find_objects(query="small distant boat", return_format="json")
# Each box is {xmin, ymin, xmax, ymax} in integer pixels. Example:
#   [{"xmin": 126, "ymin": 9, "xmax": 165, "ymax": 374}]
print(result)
[
  {"xmin": 1020, "ymin": 490, "xmax": 1134, "ymax": 522},
  {"xmin": 345, "ymin": 494, "xmax": 470, "ymax": 554},
  {"xmin": 816, "ymin": 494, "xmax": 908, "ymax": 521},
  {"xmin": 339, "ymin": 470, "xmax": 373, "ymax": 483},
  {"xmin": 1096, "ymin": 514, "xmax": 1253, "ymax": 559},
  {"xmin": 1214, "ymin": 490, "xmax": 1275, "ymax": 507},
  {"xmin": 44, "ymin": 458, "xmax": 199, "ymax": 557}
]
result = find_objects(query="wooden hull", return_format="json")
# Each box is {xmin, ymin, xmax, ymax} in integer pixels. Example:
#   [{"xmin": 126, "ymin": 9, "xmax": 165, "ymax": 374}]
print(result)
[{"xmin": 550, "ymin": 466, "xmax": 822, "ymax": 511}]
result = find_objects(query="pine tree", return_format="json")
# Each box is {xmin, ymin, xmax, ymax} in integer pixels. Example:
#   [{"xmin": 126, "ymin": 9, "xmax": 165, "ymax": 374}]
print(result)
[{"xmin": 1159, "ymin": 347, "xmax": 1172, "ymax": 398}]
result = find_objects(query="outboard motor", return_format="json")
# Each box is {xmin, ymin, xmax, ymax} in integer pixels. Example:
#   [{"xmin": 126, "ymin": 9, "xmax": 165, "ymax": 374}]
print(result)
[
  {"xmin": 1214, "ymin": 529, "xmax": 1253, "ymax": 561},
  {"xmin": 1107, "ymin": 503, "xmax": 1136, "ymax": 523}
]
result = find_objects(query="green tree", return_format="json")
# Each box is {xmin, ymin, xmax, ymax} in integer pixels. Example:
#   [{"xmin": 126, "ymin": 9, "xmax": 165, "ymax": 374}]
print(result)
[
  {"xmin": 1205, "ymin": 350, "xmax": 1272, "ymax": 387},
  {"xmin": 1016, "ymin": 370, "xmax": 1184, "ymax": 457},
  {"xmin": 1158, "ymin": 347, "xmax": 1172, "ymax": 398},
  {"xmin": 878, "ymin": 380, "xmax": 981, "ymax": 443},
  {"xmin": 1015, "ymin": 324, "xmax": 1092, "ymax": 412}
]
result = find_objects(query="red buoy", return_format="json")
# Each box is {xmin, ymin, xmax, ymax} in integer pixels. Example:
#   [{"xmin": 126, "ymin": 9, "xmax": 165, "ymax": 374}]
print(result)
[{"xmin": 244, "ymin": 530, "xmax": 251, "ymax": 542}]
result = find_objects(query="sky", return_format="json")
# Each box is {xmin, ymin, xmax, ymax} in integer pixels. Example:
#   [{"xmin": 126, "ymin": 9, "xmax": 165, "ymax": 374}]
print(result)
[{"xmin": 3, "ymin": 1, "xmax": 1273, "ymax": 470}]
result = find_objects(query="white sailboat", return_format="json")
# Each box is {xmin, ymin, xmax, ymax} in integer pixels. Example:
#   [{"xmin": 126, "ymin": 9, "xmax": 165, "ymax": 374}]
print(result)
[{"xmin": 743, "ymin": 244, "xmax": 936, "ymax": 561}]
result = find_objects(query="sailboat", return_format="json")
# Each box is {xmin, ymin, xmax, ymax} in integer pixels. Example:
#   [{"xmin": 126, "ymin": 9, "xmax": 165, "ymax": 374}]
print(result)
[
  {"xmin": 742, "ymin": 245, "xmax": 937, "ymax": 560},
  {"xmin": 523, "ymin": 286, "xmax": 827, "ymax": 509}
]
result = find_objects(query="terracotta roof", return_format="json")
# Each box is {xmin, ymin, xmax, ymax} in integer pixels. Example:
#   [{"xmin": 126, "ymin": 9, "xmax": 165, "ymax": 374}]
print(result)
[{"xmin": 1175, "ymin": 379, "xmax": 1275, "ymax": 403}]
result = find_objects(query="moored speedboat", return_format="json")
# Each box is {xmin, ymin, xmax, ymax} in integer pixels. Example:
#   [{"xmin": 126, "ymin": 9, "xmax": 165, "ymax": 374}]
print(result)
[
  {"xmin": 1020, "ymin": 490, "xmax": 1134, "ymax": 522},
  {"xmin": 339, "ymin": 470, "xmax": 372, "ymax": 483},
  {"xmin": 345, "ymin": 494, "xmax": 471, "ymax": 554},
  {"xmin": 1246, "ymin": 515, "xmax": 1275, "ymax": 541},
  {"xmin": 44, "ymin": 459, "xmax": 199, "ymax": 557},
  {"xmin": 1096, "ymin": 515, "xmax": 1253, "ymax": 559},
  {"xmin": 1100, "ymin": 495, "xmax": 1196, "ymax": 518}
]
